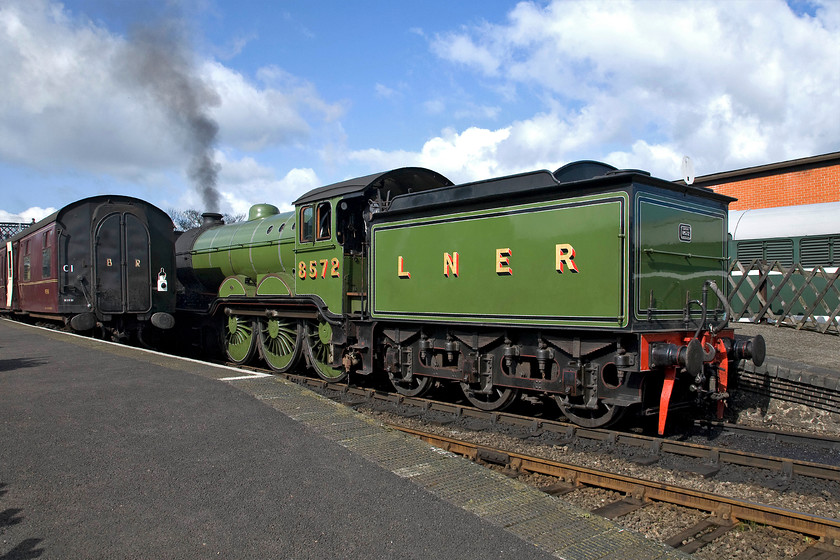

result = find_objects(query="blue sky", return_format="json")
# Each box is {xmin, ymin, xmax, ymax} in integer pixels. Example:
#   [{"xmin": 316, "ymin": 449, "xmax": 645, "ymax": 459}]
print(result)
[{"xmin": 1, "ymin": 0, "xmax": 838, "ymax": 222}]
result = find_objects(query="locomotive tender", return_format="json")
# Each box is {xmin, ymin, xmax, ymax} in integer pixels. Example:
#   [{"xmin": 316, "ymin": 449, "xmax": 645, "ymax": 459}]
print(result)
[
  {"xmin": 175, "ymin": 162, "xmax": 765, "ymax": 433},
  {"xmin": 1, "ymin": 195, "xmax": 176, "ymax": 342}
]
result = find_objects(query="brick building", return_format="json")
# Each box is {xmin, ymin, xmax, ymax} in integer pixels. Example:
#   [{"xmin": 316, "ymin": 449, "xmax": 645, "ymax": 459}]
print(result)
[{"xmin": 691, "ymin": 151, "xmax": 840, "ymax": 210}]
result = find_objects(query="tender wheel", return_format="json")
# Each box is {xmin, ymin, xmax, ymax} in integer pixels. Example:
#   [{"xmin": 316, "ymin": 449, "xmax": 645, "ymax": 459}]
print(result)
[
  {"xmin": 555, "ymin": 398, "xmax": 627, "ymax": 428},
  {"xmin": 304, "ymin": 320, "xmax": 347, "ymax": 382},
  {"xmin": 389, "ymin": 373, "xmax": 435, "ymax": 398},
  {"xmin": 459, "ymin": 381, "xmax": 519, "ymax": 411},
  {"xmin": 258, "ymin": 318, "xmax": 302, "ymax": 372},
  {"xmin": 224, "ymin": 315, "xmax": 257, "ymax": 365}
]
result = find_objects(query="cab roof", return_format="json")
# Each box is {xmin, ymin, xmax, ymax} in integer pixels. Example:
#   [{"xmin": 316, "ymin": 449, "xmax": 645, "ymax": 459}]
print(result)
[{"xmin": 293, "ymin": 167, "xmax": 453, "ymax": 206}]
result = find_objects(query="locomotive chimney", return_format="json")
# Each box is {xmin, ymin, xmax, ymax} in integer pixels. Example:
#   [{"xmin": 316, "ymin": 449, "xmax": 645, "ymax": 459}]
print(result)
[{"xmin": 201, "ymin": 212, "xmax": 224, "ymax": 227}]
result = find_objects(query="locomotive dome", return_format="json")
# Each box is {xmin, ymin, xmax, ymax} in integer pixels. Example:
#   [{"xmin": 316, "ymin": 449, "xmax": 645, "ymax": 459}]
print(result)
[{"xmin": 248, "ymin": 203, "xmax": 280, "ymax": 221}]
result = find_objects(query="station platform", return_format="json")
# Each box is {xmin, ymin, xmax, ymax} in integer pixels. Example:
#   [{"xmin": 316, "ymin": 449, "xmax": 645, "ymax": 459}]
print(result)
[
  {"xmin": 0, "ymin": 319, "xmax": 685, "ymax": 559},
  {"xmin": 734, "ymin": 322, "xmax": 840, "ymax": 390}
]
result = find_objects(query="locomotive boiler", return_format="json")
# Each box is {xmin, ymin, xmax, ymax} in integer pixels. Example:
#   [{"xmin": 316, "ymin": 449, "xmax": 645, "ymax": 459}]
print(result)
[{"xmin": 175, "ymin": 162, "xmax": 765, "ymax": 433}]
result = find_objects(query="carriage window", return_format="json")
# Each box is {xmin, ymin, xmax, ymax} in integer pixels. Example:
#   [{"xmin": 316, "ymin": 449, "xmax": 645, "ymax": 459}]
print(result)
[
  {"xmin": 316, "ymin": 202, "xmax": 331, "ymax": 241},
  {"xmin": 42, "ymin": 247, "xmax": 51, "ymax": 278},
  {"xmin": 300, "ymin": 206, "xmax": 314, "ymax": 242},
  {"xmin": 23, "ymin": 255, "xmax": 31, "ymax": 282},
  {"xmin": 41, "ymin": 231, "xmax": 51, "ymax": 278}
]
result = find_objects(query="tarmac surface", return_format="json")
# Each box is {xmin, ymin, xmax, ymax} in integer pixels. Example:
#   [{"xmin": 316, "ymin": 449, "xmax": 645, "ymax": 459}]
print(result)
[{"xmin": 0, "ymin": 319, "xmax": 685, "ymax": 560}]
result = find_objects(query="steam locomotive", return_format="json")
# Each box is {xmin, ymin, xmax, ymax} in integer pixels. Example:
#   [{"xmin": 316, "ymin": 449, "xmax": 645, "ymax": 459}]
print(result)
[{"xmin": 174, "ymin": 162, "xmax": 765, "ymax": 434}]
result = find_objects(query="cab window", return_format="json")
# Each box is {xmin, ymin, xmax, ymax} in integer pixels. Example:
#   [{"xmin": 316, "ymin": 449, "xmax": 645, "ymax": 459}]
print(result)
[
  {"xmin": 316, "ymin": 202, "xmax": 331, "ymax": 241},
  {"xmin": 300, "ymin": 206, "xmax": 314, "ymax": 242}
]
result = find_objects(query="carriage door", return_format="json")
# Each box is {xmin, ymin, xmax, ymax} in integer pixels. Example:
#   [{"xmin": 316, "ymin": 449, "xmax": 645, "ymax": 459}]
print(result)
[
  {"xmin": 94, "ymin": 213, "xmax": 151, "ymax": 313},
  {"xmin": 5, "ymin": 241, "xmax": 12, "ymax": 307}
]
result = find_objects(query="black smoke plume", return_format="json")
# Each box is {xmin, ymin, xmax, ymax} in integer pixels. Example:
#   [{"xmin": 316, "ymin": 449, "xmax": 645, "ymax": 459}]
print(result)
[{"xmin": 117, "ymin": 19, "xmax": 221, "ymax": 212}]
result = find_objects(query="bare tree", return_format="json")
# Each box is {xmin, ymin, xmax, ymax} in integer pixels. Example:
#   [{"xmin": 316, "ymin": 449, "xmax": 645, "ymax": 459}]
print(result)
[{"xmin": 168, "ymin": 209, "xmax": 244, "ymax": 231}]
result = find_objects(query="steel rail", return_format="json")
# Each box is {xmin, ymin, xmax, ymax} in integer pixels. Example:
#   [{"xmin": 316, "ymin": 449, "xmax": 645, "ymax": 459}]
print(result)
[
  {"xmin": 694, "ymin": 419, "xmax": 840, "ymax": 451},
  {"xmin": 389, "ymin": 424, "xmax": 840, "ymax": 542},
  {"xmin": 277, "ymin": 372, "xmax": 840, "ymax": 483}
]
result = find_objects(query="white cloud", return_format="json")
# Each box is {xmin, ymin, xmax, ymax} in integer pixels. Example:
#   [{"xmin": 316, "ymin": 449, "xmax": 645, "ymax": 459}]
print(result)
[
  {"xmin": 375, "ymin": 83, "xmax": 398, "ymax": 99},
  {"xmin": 413, "ymin": 0, "xmax": 840, "ymax": 180},
  {"xmin": 431, "ymin": 32, "xmax": 499, "ymax": 76},
  {"xmin": 424, "ymin": 99, "xmax": 446, "ymax": 115},
  {"xmin": 0, "ymin": 0, "xmax": 177, "ymax": 178},
  {"xmin": 350, "ymin": 126, "xmax": 512, "ymax": 183},
  {"xmin": 0, "ymin": 0, "xmax": 341, "ymax": 189},
  {"xmin": 207, "ymin": 62, "xmax": 345, "ymax": 152},
  {"xmin": 0, "ymin": 206, "xmax": 56, "ymax": 223},
  {"xmin": 453, "ymin": 104, "xmax": 501, "ymax": 121}
]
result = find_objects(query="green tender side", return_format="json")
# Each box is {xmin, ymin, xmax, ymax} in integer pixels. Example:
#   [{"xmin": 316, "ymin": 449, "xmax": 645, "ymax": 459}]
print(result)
[
  {"xmin": 634, "ymin": 193, "xmax": 728, "ymax": 321},
  {"xmin": 371, "ymin": 192, "xmax": 629, "ymax": 328},
  {"xmin": 190, "ymin": 211, "xmax": 296, "ymax": 296}
]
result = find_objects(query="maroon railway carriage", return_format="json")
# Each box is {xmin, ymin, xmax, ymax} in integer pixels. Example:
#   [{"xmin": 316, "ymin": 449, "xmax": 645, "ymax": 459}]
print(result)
[{"xmin": 1, "ymin": 195, "xmax": 176, "ymax": 342}]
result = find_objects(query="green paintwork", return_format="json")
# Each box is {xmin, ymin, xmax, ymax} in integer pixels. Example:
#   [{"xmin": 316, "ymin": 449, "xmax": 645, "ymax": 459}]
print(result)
[
  {"xmin": 248, "ymin": 203, "xmax": 280, "ymax": 221},
  {"xmin": 189, "ymin": 198, "xmax": 347, "ymax": 313},
  {"xmin": 343, "ymin": 254, "xmax": 366, "ymax": 315},
  {"xmin": 634, "ymin": 194, "xmax": 728, "ymax": 320},
  {"xmin": 259, "ymin": 317, "xmax": 300, "ymax": 372},
  {"xmin": 371, "ymin": 193, "xmax": 629, "ymax": 328},
  {"xmin": 186, "ymin": 175, "xmax": 729, "ymax": 334},
  {"xmin": 304, "ymin": 320, "xmax": 346, "ymax": 381},
  {"xmin": 293, "ymin": 197, "xmax": 345, "ymax": 313},
  {"xmin": 219, "ymin": 276, "xmax": 254, "ymax": 297},
  {"xmin": 189, "ymin": 210, "xmax": 296, "ymax": 298},
  {"xmin": 256, "ymin": 275, "xmax": 292, "ymax": 296},
  {"xmin": 224, "ymin": 315, "xmax": 256, "ymax": 363}
]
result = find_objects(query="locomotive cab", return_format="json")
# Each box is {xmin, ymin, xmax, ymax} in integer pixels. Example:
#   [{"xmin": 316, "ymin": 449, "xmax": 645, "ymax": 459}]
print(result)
[
  {"xmin": 292, "ymin": 167, "xmax": 454, "ymax": 320},
  {"xmin": 175, "ymin": 167, "xmax": 452, "ymax": 377}
]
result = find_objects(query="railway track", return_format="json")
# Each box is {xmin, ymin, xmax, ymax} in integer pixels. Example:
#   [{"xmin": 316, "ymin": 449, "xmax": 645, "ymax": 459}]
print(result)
[
  {"xmin": 269, "ymin": 370, "xmax": 840, "ymax": 484},
  {"xmin": 391, "ymin": 424, "xmax": 840, "ymax": 556},
  {"xmin": 220, "ymin": 360, "xmax": 840, "ymax": 557}
]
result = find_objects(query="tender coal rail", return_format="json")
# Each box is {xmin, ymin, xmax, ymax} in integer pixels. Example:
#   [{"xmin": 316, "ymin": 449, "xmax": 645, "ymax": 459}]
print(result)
[{"xmin": 392, "ymin": 425, "xmax": 840, "ymax": 556}]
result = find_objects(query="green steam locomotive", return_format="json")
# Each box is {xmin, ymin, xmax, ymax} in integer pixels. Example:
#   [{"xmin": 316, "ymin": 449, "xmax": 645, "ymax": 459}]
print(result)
[{"xmin": 175, "ymin": 162, "xmax": 765, "ymax": 434}]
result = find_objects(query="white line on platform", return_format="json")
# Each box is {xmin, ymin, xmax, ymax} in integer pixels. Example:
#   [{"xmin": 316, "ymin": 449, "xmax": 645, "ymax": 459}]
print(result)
[
  {"xmin": 219, "ymin": 372, "xmax": 273, "ymax": 381},
  {"xmin": 0, "ymin": 318, "xmax": 271, "ymax": 378}
]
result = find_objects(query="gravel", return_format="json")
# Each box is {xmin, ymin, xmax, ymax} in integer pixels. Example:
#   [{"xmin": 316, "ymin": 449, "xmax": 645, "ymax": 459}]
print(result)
[
  {"xmin": 726, "ymin": 389, "xmax": 840, "ymax": 436},
  {"xmin": 359, "ymin": 404, "xmax": 840, "ymax": 559}
]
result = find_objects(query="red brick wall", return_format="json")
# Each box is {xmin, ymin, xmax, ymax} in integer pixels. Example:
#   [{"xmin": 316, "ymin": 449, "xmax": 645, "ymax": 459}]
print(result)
[{"xmin": 708, "ymin": 164, "xmax": 839, "ymax": 210}]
